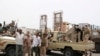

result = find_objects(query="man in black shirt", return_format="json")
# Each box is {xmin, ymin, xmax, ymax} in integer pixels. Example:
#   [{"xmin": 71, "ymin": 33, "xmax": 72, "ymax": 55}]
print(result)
[{"xmin": 75, "ymin": 25, "xmax": 83, "ymax": 42}]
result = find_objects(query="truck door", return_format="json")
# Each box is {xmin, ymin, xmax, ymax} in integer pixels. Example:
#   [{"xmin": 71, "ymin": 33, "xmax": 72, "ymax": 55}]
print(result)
[{"xmin": 48, "ymin": 32, "xmax": 57, "ymax": 49}]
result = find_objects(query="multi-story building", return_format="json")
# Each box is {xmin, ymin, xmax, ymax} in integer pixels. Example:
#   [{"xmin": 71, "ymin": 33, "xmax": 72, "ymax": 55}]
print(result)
[
  {"xmin": 54, "ymin": 21, "xmax": 69, "ymax": 32},
  {"xmin": 54, "ymin": 12, "xmax": 62, "ymax": 31},
  {"xmin": 78, "ymin": 23, "xmax": 100, "ymax": 30}
]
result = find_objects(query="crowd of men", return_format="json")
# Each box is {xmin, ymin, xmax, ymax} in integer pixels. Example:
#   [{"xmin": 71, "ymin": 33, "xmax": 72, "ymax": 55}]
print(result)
[
  {"xmin": 66, "ymin": 24, "xmax": 91, "ymax": 43},
  {"xmin": 15, "ymin": 29, "xmax": 48, "ymax": 56},
  {"xmin": 0, "ymin": 21, "xmax": 48, "ymax": 56},
  {"xmin": 0, "ymin": 21, "xmax": 17, "ymax": 35},
  {"xmin": 0, "ymin": 20, "xmax": 92, "ymax": 56}
]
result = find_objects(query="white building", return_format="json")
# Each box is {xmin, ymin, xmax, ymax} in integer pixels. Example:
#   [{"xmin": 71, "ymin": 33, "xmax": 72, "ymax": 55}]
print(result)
[{"xmin": 20, "ymin": 27, "xmax": 36, "ymax": 34}]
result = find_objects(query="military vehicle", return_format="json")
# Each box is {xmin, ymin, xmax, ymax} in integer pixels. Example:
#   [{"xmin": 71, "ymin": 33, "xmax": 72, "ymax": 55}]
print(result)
[
  {"xmin": 0, "ymin": 21, "xmax": 17, "ymax": 56},
  {"xmin": 47, "ymin": 31, "xmax": 95, "ymax": 56},
  {"xmin": 0, "ymin": 35, "xmax": 16, "ymax": 56}
]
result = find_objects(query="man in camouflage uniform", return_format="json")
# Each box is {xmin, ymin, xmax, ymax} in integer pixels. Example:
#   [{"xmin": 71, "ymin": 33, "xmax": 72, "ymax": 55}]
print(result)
[
  {"xmin": 83, "ymin": 25, "xmax": 91, "ymax": 42},
  {"xmin": 66, "ymin": 25, "xmax": 81, "ymax": 42}
]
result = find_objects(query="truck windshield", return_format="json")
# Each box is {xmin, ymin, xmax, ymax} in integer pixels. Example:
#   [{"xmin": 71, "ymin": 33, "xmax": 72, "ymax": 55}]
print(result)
[{"xmin": 93, "ymin": 32, "xmax": 99, "ymax": 36}]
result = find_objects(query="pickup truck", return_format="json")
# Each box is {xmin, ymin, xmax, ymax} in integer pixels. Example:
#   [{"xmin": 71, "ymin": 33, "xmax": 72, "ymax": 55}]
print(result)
[
  {"xmin": 0, "ymin": 35, "xmax": 16, "ymax": 56},
  {"xmin": 47, "ymin": 31, "xmax": 95, "ymax": 56}
]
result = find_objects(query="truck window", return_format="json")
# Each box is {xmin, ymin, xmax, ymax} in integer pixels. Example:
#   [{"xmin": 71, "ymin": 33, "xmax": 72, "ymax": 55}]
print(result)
[
  {"xmin": 93, "ymin": 32, "xmax": 99, "ymax": 36},
  {"xmin": 57, "ymin": 32, "xmax": 66, "ymax": 41}
]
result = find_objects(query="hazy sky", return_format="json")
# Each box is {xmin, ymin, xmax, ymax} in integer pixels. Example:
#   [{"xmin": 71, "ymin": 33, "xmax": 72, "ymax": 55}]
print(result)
[{"xmin": 0, "ymin": 0, "xmax": 100, "ymax": 29}]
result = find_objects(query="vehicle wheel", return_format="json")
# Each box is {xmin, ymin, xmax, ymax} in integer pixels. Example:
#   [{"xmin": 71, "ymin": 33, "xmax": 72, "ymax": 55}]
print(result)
[
  {"xmin": 5, "ymin": 46, "xmax": 16, "ymax": 56},
  {"xmin": 64, "ymin": 48, "xmax": 73, "ymax": 56}
]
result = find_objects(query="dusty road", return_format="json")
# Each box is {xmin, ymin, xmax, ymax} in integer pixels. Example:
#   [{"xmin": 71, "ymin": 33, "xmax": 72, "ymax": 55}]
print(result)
[
  {"xmin": 47, "ymin": 51, "xmax": 100, "ymax": 56},
  {"xmin": 0, "ymin": 51, "xmax": 100, "ymax": 56}
]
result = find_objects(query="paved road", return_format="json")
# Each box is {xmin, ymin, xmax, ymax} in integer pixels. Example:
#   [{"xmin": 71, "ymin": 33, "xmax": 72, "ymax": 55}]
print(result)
[{"xmin": 0, "ymin": 51, "xmax": 100, "ymax": 56}]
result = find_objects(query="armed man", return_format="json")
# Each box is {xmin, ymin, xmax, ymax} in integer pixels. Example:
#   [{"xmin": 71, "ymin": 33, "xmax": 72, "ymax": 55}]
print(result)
[
  {"xmin": 66, "ymin": 24, "xmax": 75, "ymax": 42},
  {"xmin": 66, "ymin": 24, "xmax": 82, "ymax": 42},
  {"xmin": 83, "ymin": 25, "xmax": 91, "ymax": 42}
]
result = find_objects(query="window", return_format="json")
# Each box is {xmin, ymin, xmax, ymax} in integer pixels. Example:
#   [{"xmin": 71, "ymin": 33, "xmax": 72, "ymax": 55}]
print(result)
[{"xmin": 57, "ymin": 32, "xmax": 66, "ymax": 40}]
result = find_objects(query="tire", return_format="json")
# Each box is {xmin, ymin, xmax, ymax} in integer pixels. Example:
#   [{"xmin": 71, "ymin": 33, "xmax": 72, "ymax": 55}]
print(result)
[
  {"xmin": 5, "ymin": 46, "xmax": 16, "ymax": 56},
  {"xmin": 64, "ymin": 48, "xmax": 73, "ymax": 56}
]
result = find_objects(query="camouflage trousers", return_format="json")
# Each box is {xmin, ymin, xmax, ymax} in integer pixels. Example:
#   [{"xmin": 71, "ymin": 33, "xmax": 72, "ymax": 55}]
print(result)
[
  {"xmin": 40, "ymin": 46, "xmax": 47, "ymax": 56},
  {"xmin": 23, "ymin": 46, "xmax": 31, "ymax": 56}
]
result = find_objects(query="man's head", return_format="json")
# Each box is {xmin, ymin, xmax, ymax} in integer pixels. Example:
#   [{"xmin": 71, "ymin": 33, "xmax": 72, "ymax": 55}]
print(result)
[
  {"xmin": 0, "ymin": 23, "xmax": 2, "ymax": 27},
  {"xmin": 26, "ymin": 31, "xmax": 30, "ymax": 37},
  {"xmin": 73, "ymin": 25, "xmax": 79, "ymax": 29},
  {"xmin": 18, "ymin": 29, "xmax": 22, "ymax": 34},
  {"xmin": 43, "ymin": 33, "xmax": 47, "ymax": 38},
  {"xmin": 17, "ymin": 29, "xmax": 19, "ymax": 32},
  {"xmin": 11, "ymin": 20, "xmax": 15, "ymax": 26},
  {"xmin": 75, "ymin": 25, "xmax": 79, "ymax": 28},
  {"xmin": 36, "ymin": 32, "xmax": 39, "ymax": 36},
  {"xmin": 27, "ymin": 31, "xmax": 30, "ymax": 34},
  {"xmin": 85, "ymin": 25, "xmax": 88, "ymax": 28}
]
